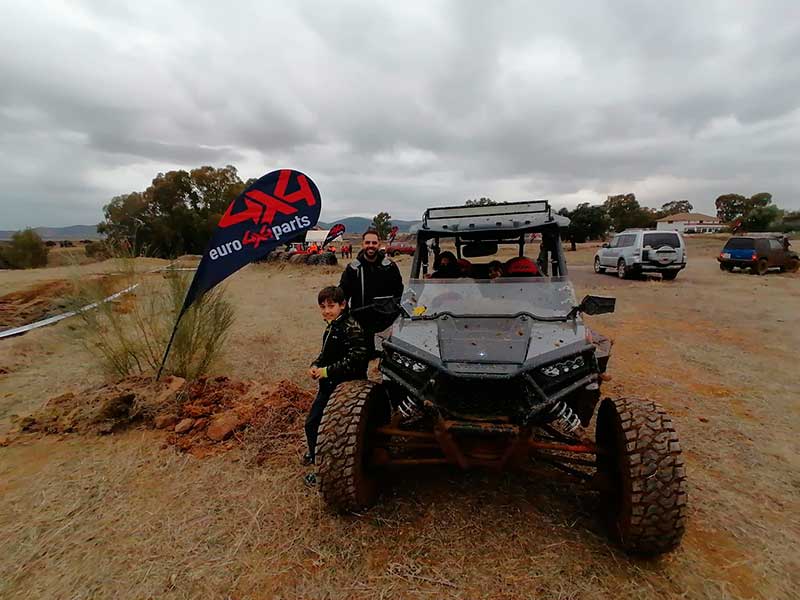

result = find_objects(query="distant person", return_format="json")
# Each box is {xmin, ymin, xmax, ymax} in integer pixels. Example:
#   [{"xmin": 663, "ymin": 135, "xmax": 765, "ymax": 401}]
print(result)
[
  {"xmin": 339, "ymin": 230, "xmax": 404, "ymax": 352},
  {"xmin": 488, "ymin": 260, "xmax": 504, "ymax": 279},
  {"xmin": 303, "ymin": 286, "xmax": 369, "ymax": 486},
  {"xmin": 431, "ymin": 251, "xmax": 461, "ymax": 278}
]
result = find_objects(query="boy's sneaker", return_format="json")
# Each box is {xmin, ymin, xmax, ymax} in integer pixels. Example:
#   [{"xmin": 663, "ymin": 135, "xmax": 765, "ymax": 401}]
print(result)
[
  {"xmin": 304, "ymin": 473, "xmax": 317, "ymax": 487},
  {"xmin": 301, "ymin": 453, "xmax": 314, "ymax": 466}
]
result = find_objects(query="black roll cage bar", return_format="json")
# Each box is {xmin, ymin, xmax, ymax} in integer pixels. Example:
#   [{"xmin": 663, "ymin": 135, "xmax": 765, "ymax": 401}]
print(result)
[{"xmin": 410, "ymin": 223, "xmax": 568, "ymax": 279}]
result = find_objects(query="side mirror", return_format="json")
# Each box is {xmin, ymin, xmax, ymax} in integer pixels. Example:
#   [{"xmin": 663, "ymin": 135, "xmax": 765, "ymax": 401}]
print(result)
[
  {"xmin": 601, "ymin": 243, "xmax": 610, "ymax": 249},
  {"xmin": 579, "ymin": 295, "xmax": 616, "ymax": 316}
]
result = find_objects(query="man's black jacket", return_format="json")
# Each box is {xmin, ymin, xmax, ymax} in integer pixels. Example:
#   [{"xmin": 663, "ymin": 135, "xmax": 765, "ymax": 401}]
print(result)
[
  {"xmin": 311, "ymin": 310, "xmax": 368, "ymax": 383},
  {"xmin": 339, "ymin": 249, "xmax": 404, "ymax": 333}
]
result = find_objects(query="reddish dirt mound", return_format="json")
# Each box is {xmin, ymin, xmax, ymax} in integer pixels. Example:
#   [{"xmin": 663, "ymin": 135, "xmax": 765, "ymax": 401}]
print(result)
[
  {"xmin": 0, "ymin": 280, "xmax": 74, "ymax": 328},
  {"xmin": 17, "ymin": 376, "xmax": 185, "ymax": 435},
  {"xmin": 14, "ymin": 373, "xmax": 314, "ymax": 460},
  {"xmin": 165, "ymin": 376, "xmax": 313, "ymax": 459}
]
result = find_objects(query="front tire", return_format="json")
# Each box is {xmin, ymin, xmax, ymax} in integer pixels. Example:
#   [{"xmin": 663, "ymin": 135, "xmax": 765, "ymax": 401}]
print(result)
[
  {"xmin": 661, "ymin": 271, "xmax": 678, "ymax": 281},
  {"xmin": 594, "ymin": 257, "xmax": 606, "ymax": 274},
  {"xmin": 317, "ymin": 380, "xmax": 389, "ymax": 513},
  {"xmin": 785, "ymin": 257, "xmax": 799, "ymax": 273},
  {"xmin": 596, "ymin": 397, "xmax": 688, "ymax": 555}
]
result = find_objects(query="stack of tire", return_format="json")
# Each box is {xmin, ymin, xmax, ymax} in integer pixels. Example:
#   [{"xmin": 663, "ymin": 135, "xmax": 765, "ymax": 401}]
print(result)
[{"xmin": 261, "ymin": 251, "xmax": 337, "ymax": 266}]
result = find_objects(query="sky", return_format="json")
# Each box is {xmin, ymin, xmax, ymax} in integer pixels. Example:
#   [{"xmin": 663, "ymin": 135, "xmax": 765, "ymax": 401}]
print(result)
[{"xmin": 1, "ymin": 0, "xmax": 799, "ymax": 229}]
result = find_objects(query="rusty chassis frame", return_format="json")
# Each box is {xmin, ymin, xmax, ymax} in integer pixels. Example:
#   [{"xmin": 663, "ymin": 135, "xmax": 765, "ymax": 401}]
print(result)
[{"xmin": 371, "ymin": 415, "xmax": 610, "ymax": 490}]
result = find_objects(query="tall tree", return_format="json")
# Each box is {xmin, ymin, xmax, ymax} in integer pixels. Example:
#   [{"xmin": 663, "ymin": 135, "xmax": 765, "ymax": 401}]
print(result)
[
  {"xmin": 742, "ymin": 205, "xmax": 782, "ymax": 231},
  {"xmin": 564, "ymin": 203, "xmax": 611, "ymax": 243},
  {"xmin": 660, "ymin": 200, "xmax": 693, "ymax": 216},
  {"xmin": 604, "ymin": 193, "xmax": 652, "ymax": 231},
  {"xmin": 98, "ymin": 165, "xmax": 246, "ymax": 258},
  {"xmin": 715, "ymin": 192, "xmax": 774, "ymax": 224},
  {"xmin": 370, "ymin": 212, "xmax": 393, "ymax": 239},
  {"xmin": 715, "ymin": 194, "xmax": 748, "ymax": 222}
]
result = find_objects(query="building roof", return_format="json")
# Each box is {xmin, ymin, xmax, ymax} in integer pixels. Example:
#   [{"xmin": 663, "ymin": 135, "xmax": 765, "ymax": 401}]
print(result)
[
  {"xmin": 656, "ymin": 212, "xmax": 719, "ymax": 223},
  {"xmin": 304, "ymin": 229, "xmax": 330, "ymax": 243}
]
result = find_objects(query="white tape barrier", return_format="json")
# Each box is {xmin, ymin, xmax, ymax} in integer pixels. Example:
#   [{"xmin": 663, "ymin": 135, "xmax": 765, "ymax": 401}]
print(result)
[{"xmin": 0, "ymin": 283, "xmax": 140, "ymax": 340}]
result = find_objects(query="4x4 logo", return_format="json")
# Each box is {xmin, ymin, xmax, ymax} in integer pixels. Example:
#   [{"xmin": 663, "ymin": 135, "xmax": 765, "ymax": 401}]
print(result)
[{"xmin": 218, "ymin": 169, "xmax": 317, "ymax": 228}]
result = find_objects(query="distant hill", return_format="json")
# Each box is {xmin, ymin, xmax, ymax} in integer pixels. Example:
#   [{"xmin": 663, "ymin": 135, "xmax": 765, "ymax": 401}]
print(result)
[
  {"xmin": 0, "ymin": 216, "xmax": 421, "ymax": 241},
  {"xmin": 318, "ymin": 217, "xmax": 421, "ymax": 233},
  {"xmin": 0, "ymin": 224, "xmax": 101, "ymax": 241}
]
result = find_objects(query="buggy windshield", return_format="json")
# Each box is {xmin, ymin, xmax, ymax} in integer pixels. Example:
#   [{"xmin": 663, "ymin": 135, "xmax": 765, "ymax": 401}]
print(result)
[{"xmin": 401, "ymin": 277, "xmax": 577, "ymax": 319}]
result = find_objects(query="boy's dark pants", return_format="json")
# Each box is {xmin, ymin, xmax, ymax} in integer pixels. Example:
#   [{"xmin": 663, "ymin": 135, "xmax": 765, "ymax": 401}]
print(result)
[{"xmin": 305, "ymin": 379, "xmax": 336, "ymax": 460}]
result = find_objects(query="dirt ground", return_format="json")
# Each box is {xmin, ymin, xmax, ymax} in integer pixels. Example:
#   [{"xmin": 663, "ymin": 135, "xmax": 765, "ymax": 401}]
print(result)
[{"xmin": 1, "ymin": 237, "xmax": 799, "ymax": 599}]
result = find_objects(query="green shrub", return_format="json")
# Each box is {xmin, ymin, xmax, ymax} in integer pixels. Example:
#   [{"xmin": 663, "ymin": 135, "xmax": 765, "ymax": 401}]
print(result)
[
  {"xmin": 1, "ymin": 228, "xmax": 49, "ymax": 268},
  {"xmin": 70, "ymin": 262, "xmax": 234, "ymax": 380}
]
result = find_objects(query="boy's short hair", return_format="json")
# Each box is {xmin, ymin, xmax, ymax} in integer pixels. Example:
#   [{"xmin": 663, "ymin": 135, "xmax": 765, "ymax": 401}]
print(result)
[
  {"xmin": 489, "ymin": 260, "xmax": 503, "ymax": 270},
  {"xmin": 318, "ymin": 286, "xmax": 346, "ymax": 305},
  {"xmin": 362, "ymin": 229, "xmax": 380, "ymax": 240}
]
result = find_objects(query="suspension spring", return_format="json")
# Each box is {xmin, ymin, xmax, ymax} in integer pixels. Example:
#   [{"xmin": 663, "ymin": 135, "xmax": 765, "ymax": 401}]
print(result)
[
  {"xmin": 548, "ymin": 401, "xmax": 581, "ymax": 433},
  {"xmin": 397, "ymin": 395, "xmax": 422, "ymax": 420}
]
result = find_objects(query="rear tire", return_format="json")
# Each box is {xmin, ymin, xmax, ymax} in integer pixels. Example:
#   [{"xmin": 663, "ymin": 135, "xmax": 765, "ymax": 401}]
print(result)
[
  {"xmin": 594, "ymin": 257, "xmax": 606, "ymax": 274},
  {"xmin": 755, "ymin": 259, "xmax": 768, "ymax": 276},
  {"xmin": 596, "ymin": 397, "xmax": 687, "ymax": 555},
  {"xmin": 719, "ymin": 262, "xmax": 732, "ymax": 272},
  {"xmin": 317, "ymin": 381, "xmax": 389, "ymax": 513},
  {"xmin": 617, "ymin": 259, "xmax": 628, "ymax": 279}
]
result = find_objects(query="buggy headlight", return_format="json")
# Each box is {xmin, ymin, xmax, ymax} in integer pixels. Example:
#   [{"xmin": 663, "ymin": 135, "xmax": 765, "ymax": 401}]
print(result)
[
  {"xmin": 390, "ymin": 351, "xmax": 429, "ymax": 373},
  {"xmin": 540, "ymin": 356, "xmax": 585, "ymax": 377}
]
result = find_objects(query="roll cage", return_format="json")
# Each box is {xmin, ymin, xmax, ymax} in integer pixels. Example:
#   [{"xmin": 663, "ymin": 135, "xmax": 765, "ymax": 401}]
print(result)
[{"xmin": 409, "ymin": 200, "xmax": 570, "ymax": 278}]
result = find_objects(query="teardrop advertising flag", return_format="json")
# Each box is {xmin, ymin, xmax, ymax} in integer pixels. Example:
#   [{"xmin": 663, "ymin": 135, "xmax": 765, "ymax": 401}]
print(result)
[
  {"xmin": 322, "ymin": 223, "xmax": 346, "ymax": 248},
  {"xmin": 158, "ymin": 168, "xmax": 321, "ymax": 377},
  {"xmin": 388, "ymin": 225, "xmax": 399, "ymax": 243}
]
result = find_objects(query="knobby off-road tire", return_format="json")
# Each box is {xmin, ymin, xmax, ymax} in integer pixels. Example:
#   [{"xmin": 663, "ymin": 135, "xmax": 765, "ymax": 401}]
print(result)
[
  {"xmin": 316, "ymin": 380, "xmax": 389, "ymax": 513},
  {"xmin": 596, "ymin": 397, "xmax": 687, "ymax": 555},
  {"xmin": 784, "ymin": 257, "xmax": 799, "ymax": 273},
  {"xmin": 754, "ymin": 259, "xmax": 768, "ymax": 276},
  {"xmin": 594, "ymin": 257, "xmax": 606, "ymax": 274}
]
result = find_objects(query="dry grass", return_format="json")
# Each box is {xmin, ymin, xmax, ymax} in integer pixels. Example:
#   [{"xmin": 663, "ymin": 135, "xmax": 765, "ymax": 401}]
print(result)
[
  {"xmin": 67, "ymin": 264, "xmax": 234, "ymax": 380},
  {"xmin": 1, "ymin": 238, "xmax": 799, "ymax": 599}
]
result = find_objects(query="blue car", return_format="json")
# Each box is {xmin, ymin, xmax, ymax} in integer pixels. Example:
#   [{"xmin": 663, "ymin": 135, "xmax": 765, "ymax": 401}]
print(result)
[{"xmin": 718, "ymin": 235, "xmax": 798, "ymax": 275}]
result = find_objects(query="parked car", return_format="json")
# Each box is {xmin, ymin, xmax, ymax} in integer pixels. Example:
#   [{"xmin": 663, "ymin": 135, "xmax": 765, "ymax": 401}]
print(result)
[
  {"xmin": 384, "ymin": 242, "xmax": 415, "ymax": 256},
  {"xmin": 594, "ymin": 230, "xmax": 686, "ymax": 280},
  {"xmin": 717, "ymin": 234, "xmax": 799, "ymax": 275}
]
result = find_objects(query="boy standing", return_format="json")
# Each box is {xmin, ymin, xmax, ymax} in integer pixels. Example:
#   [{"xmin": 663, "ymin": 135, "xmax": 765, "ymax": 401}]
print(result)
[{"xmin": 304, "ymin": 286, "xmax": 369, "ymax": 485}]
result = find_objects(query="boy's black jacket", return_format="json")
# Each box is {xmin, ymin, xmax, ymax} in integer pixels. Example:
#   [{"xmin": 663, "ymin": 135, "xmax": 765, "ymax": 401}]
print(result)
[{"xmin": 311, "ymin": 309, "xmax": 368, "ymax": 382}]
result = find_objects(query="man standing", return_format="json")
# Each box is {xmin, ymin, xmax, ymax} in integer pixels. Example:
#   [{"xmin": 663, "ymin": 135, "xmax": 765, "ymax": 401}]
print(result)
[{"xmin": 339, "ymin": 229, "xmax": 404, "ymax": 352}]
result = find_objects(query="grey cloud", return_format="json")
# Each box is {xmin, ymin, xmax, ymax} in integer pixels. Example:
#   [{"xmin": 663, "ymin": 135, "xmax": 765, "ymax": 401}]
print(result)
[{"xmin": 1, "ymin": 0, "xmax": 799, "ymax": 230}]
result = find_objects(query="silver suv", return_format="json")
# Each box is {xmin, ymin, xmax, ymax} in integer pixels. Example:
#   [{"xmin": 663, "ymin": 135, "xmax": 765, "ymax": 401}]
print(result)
[{"xmin": 594, "ymin": 229, "xmax": 686, "ymax": 280}]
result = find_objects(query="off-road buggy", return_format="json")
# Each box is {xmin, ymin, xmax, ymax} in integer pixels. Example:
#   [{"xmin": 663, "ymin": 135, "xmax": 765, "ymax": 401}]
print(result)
[{"xmin": 315, "ymin": 201, "xmax": 687, "ymax": 555}]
